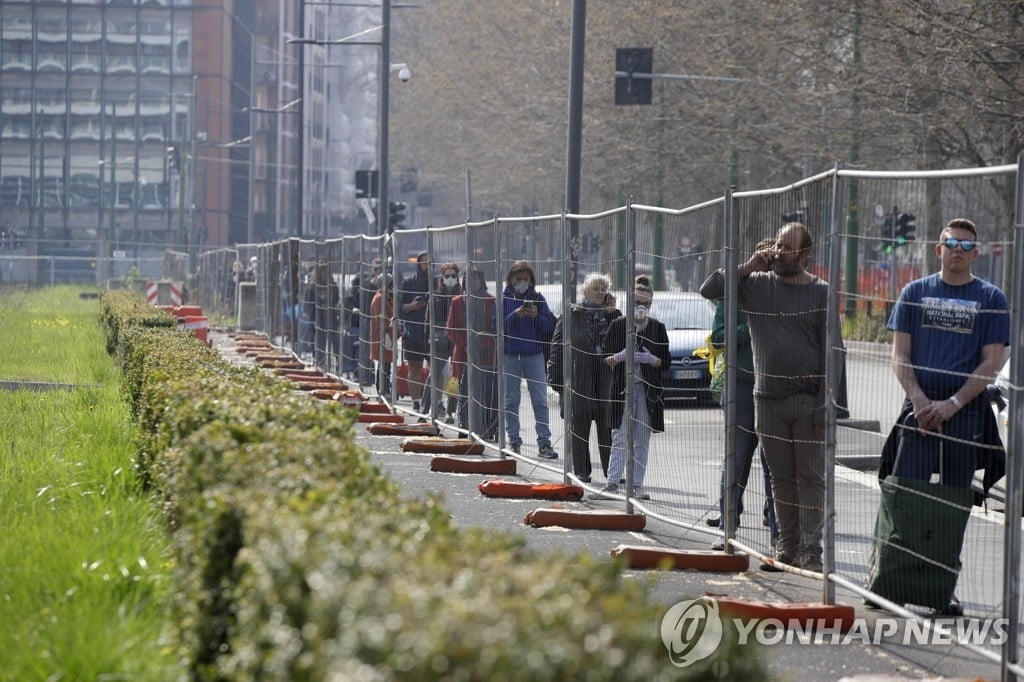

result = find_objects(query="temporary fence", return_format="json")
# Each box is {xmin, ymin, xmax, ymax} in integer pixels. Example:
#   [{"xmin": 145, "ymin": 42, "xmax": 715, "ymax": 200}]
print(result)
[{"xmin": 194, "ymin": 157, "xmax": 1023, "ymax": 676}]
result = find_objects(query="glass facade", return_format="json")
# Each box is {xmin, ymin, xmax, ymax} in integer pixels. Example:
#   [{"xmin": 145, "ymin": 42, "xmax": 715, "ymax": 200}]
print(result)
[{"xmin": 0, "ymin": 1, "xmax": 193, "ymax": 264}]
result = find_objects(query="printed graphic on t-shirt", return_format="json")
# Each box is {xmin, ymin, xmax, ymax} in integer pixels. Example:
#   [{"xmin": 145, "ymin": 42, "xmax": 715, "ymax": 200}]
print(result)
[{"xmin": 920, "ymin": 296, "xmax": 978, "ymax": 334}]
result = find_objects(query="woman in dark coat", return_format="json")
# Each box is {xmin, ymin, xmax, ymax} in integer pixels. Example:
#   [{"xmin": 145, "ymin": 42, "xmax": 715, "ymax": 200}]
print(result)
[
  {"xmin": 594, "ymin": 275, "xmax": 671, "ymax": 500},
  {"xmin": 547, "ymin": 272, "xmax": 620, "ymax": 482}
]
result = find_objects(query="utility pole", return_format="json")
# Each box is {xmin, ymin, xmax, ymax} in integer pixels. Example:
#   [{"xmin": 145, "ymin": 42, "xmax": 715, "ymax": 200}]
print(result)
[
  {"xmin": 378, "ymin": 0, "xmax": 391, "ymax": 238},
  {"xmin": 296, "ymin": 0, "xmax": 306, "ymax": 238},
  {"xmin": 109, "ymin": 103, "xmax": 117, "ymax": 269},
  {"xmin": 564, "ymin": 0, "xmax": 585, "ymax": 293}
]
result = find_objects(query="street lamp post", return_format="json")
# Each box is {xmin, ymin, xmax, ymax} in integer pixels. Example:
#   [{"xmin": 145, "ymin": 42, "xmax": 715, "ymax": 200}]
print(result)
[
  {"xmin": 287, "ymin": 12, "xmax": 412, "ymax": 238},
  {"xmin": 378, "ymin": 0, "xmax": 391, "ymax": 237}
]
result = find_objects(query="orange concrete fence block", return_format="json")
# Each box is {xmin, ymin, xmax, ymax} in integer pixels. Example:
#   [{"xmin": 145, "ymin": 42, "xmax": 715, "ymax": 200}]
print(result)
[
  {"xmin": 610, "ymin": 544, "xmax": 749, "ymax": 572},
  {"xmin": 399, "ymin": 438, "xmax": 485, "ymax": 455},
  {"xmin": 524, "ymin": 507, "xmax": 647, "ymax": 531},
  {"xmin": 366, "ymin": 422, "xmax": 441, "ymax": 436},
  {"xmin": 430, "ymin": 456, "xmax": 517, "ymax": 475},
  {"xmin": 478, "ymin": 480, "xmax": 585, "ymax": 501},
  {"xmin": 713, "ymin": 597, "xmax": 856, "ymax": 633},
  {"xmin": 357, "ymin": 412, "xmax": 404, "ymax": 424}
]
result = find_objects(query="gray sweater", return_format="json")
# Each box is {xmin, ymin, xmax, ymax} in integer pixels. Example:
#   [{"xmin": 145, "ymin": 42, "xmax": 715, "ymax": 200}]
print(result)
[{"xmin": 700, "ymin": 269, "xmax": 843, "ymax": 402}]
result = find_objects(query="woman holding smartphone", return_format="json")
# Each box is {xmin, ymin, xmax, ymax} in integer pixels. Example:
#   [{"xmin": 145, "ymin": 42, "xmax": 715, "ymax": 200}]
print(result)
[{"xmin": 498, "ymin": 260, "xmax": 559, "ymax": 459}]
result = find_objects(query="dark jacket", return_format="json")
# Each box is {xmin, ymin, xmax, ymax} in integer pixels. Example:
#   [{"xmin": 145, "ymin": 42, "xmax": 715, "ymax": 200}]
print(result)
[
  {"xmin": 547, "ymin": 302, "xmax": 621, "ymax": 403},
  {"xmin": 605, "ymin": 316, "xmax": 672, "ymax": 433},
  {"xmin": 879, "ymin": 398, "xmax": 1005, "ymax": 506}
]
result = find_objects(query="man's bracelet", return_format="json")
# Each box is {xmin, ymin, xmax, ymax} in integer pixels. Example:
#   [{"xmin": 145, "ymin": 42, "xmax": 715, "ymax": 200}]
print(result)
[{"xmin": 949, "ymin": 395, "xmax": 962, "ymax": 410}]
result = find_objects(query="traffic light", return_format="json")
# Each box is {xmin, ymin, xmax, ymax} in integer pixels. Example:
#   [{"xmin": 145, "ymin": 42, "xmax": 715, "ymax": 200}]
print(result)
[
  {"xmin": 615, "ymin": 47, "xmax": 653, "ymax": 105},
  {"xmin": 167, "ymin": 145, "xmax": 180, "ymax": 172},
  {"xmin": 895, "ymin": 213, "xmax": 916, "ymax": 245},
  {"xmin": 882, "ymin": 214, "xmax": 895, "ymax": 254},
  {"xmin": 388, "ymin": 201, "xmax": 407, "ymax": 229}
]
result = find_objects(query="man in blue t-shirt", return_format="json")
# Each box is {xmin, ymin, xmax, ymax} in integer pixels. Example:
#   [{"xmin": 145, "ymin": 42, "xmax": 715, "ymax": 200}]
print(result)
[{"xmin": 887, "ymin": 217, "xmax": 1010, "ymax": 489}]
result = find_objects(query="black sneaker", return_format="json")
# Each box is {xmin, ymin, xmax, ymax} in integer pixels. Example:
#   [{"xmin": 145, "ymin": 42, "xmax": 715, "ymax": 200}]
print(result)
[
  {"xmin": 706, "ymin": 517, "xmax": 721, "ymax": 528},
  {"xmin": 934, "ymin": 596, "xmax": 964, "ymax": 617},
  {"xmin": 537, "ymin": 441, "xmax": 559, "ymax": 459},
  {"xmin": 759, "ymin": 551, "xmax": 797, "ymax": 572}
]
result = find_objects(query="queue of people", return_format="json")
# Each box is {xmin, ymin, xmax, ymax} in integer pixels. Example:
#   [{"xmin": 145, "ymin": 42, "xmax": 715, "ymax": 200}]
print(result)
[{"xmin": 302, "ymin": 215, "xmax": 1008, "ymax": 620}]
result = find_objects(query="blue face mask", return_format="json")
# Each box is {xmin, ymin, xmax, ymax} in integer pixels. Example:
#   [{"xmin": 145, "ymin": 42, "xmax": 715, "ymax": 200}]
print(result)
[{"xmin": 513, "ymin": 280, "xmax": 529, "ymax": 295}]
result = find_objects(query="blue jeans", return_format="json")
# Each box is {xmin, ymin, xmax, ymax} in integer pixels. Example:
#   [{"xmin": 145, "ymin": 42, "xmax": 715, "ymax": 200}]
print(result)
[
  {"xmin": 607, "ymin": 381, "xmax": 652, "ymax": 487},
  {"xmin": 502, "ymin": 352, "xmax": 551, "ymax": 447}
]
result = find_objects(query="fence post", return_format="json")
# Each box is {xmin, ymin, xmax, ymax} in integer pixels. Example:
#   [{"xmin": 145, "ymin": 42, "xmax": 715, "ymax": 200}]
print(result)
[
  {"xmin": 823, "ymin": 168, "xmax": 844, "ymax": 605},
  {"xmin": 560, "ymin": 210, "xmax": 573, "ymax": 484},
  {"xmin": 722, "ymin": 185, "xmax": 738, "ymax": 551},
  {"xmin": 1000, "ymin": 155, "xmax": 1024, "ymax": 680},
  {"xmin": 623, "ymin": 197, "xmax": 637, "ymax": 512},
  {"xmin": 495, "ymin": 215, "xmax": 507, "ymax": 454}
]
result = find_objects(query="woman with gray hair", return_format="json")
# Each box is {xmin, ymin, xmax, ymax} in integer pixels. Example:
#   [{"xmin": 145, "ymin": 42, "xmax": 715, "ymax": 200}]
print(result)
[{"xmin": 547, "ymin": 272, "xmax": 621, "ymax": 482}]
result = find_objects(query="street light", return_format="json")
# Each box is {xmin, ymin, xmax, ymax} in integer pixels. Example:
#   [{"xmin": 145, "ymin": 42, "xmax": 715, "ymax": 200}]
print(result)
[{"xmin": 286, "ymin": 1, "xmax": 411, "ymax": 237}]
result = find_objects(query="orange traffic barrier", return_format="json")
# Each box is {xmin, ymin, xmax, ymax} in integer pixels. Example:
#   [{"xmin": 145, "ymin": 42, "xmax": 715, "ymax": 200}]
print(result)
[
  {"xmin": 366, "ymin": 422, "xmax": 440, "ymax": 436},
  {"xmin": 610, "ymin": 544, "xmax": 749, "ymax": 572},
  {"xmin": 713, "ymin": 597, "xmax": 856, "ymax": 632},
  {"xmin": 181, "ymin": 315, "xmax": 209, "ymax": 343},
  {"xmin": 478, "ymin": 480, "xmax": 584, "ymax": 501},
  {"xmin": 430, "ymin": 456, "xmax": 517, "ymax": 475},
  {"xmin": 360, "ymin": 402, "xmax": 392, "ymax": 414},
  {"xmin": 400, "ymin": 438, "xmax": 485, "ymax": 455},
  {"xmin": 172, "ymin": 305, "xmax": 203, "ymax": 317},
  {"xmin": 524, "ymin": 507, "xmax": 647, "ymax": 531},
  {"xmin": 357, "ymin": 412, "xmax": 404, "ymax": 424}
]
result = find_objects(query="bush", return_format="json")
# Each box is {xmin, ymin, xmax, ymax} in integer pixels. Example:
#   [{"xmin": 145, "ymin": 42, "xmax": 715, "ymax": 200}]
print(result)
[{"xmin": 99, "ymin": 291, "xmax": 764, "ymax": 681}]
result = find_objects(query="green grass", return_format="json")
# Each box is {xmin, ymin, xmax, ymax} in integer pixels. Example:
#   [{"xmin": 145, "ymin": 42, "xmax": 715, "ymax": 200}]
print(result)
[{"xmin": 0, "ymin": 286, "xmax": 180, "ymax": 681}]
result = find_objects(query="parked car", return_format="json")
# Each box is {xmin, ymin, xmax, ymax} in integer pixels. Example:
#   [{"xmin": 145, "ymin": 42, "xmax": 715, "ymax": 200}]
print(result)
[{"xmin": 649, "ymin": 292, "xmax": 716, "ymax": 406}]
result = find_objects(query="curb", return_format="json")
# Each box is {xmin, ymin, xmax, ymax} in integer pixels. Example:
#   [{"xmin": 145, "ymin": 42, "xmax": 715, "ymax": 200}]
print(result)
[
  {"xmin": 524, "ymin": 507, "xmax": 647, "ymax": 531},
  {"xmin": 610, "ymin": 544, "xmax": 750, "ymax": 572}
]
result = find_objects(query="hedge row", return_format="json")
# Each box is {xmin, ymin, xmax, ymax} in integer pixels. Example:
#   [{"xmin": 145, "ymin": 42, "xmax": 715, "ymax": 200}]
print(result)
[{"xmin": 100, "ymin": 290, "xmax": 762, "ymax": 681}]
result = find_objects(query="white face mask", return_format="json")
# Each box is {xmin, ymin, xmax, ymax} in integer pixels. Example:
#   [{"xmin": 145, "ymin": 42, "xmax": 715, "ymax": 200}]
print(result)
[
  {"xmin": 443, "ymin": 276, "xmax": 458, "ymax": 288},
  {"xmin": 513, "ymin": 280, "xmax": 530, "ymax": 295},
  {"xmin": 634, "ymin": 306, "xmax": 649, "ymax": 324}
]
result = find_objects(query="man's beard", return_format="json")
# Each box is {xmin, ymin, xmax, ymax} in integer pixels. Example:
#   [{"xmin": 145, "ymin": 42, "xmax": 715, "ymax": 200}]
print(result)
[{"xmin": 771, "ymin": 259, "xmax": 803, "ymax": 277}]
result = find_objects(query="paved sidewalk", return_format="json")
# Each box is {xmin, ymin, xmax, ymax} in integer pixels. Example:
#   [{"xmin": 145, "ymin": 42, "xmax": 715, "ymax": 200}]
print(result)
[{"xmin": 211, "ymin": 328, "xmax": 1001, "ymax": 682}]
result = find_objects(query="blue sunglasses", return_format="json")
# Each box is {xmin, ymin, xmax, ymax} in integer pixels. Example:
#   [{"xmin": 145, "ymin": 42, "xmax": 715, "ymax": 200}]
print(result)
[{"xmin": 940, "ymin": 237, "xmax": 977, "ymax": 252}]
